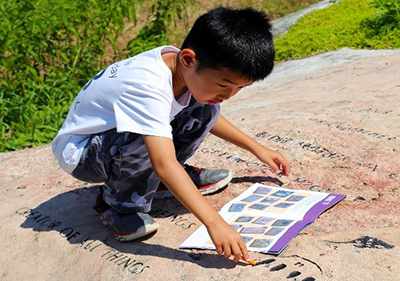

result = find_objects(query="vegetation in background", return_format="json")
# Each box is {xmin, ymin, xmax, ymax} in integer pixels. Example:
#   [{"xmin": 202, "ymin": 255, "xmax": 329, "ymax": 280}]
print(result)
[
  {"xmin": 0, "ymin": 0, "xmax": 190, "ymax": 151},
  {"xmin": 362, "ymin": 0, "xmax": 400, "ymax": 37},
  {"xmin": 0, "ymin": 0, "xmax": 318, "ymax": 152},
  {"xmin": 166, "ymin": 0, "xmax": 320, "ymax": 46},
  {"xmin": 275, "ymin": 0, "xmax": 400, "ymax": 61},
  {"xmin": 1, "ymin": 0, "xmax": 399, "ymax": 152},
  {"xmin": 129, "ymin": 0, "xmax": 190, "ymax": 53}
]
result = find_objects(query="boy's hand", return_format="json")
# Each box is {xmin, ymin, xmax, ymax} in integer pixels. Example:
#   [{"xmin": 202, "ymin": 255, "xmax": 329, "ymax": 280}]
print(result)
[
  {"xmin": 255, "ymin": 146, "xmax": 290, "ymax": 176},
  {"xmin": 210, "ymin": 115, "xmax": 290, "ymax": 176},
  {"xmin": 144, "ymin": 135, "xmax": 250, "ymax": 263},
  {"xmin": 207, "ymin": 219, "xmax": 249, "ymax": 262}
]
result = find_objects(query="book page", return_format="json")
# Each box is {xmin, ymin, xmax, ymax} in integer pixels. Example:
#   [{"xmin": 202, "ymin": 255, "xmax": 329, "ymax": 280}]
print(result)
[{"xmin": 180, "ymin": 183, "xmax": 345, "ymax": 254}]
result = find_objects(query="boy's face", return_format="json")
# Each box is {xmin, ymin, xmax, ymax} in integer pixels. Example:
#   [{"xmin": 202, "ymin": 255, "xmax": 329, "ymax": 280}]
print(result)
[{"xmin": 185, "ymin": 65, "xmax": 254, "ymax": 105}]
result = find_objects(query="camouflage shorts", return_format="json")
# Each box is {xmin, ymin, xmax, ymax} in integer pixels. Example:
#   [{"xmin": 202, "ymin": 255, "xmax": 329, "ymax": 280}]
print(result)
[{"xmin": 72, "ymin": 97, "xmax": 220, "ymax": 213}]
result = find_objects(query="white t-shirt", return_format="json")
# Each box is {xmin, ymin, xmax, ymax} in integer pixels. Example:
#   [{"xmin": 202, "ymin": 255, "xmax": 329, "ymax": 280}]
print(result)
[{"xmin": 52, "ymin": 46, "xmax": 191, "ymax": 174}]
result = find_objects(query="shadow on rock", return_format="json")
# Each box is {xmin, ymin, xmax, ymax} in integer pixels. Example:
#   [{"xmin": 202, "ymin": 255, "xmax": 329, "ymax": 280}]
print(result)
[
  {"xmin": 16, "ymin": 185, "xmax": 241, "ymax": 269},
  {"xmin": 232, "ymin": 176, "xmax": 284, "ymax": 186}
]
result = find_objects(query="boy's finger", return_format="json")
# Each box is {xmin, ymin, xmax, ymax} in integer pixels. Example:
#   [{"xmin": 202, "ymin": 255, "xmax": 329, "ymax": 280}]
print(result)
[
  {"xmin": 273, "ymin": 158, "xmax": 289, "ymax": 175},
  {"xmin": 231, "ymin": 244, "xmax": 242, "ymax": 262},
  {"xmin": 279, "ymin": 158, "xmax": 291, "ymax": 176},
  {"xmin": 282, "ymin": 163, "xmax": 291, "ymax": 176},
  {"xmin": 215, "ymin": 245, "xmax": 223, "ymax": 255},
  {"xmin": 239, "ymin": 239, "xmax": 250, "ymax": 261},
  {"xmin": 223, "ymin": 244, "xmax": 232, "ymax": 258},
  {"xmin": 267, "ymin": 159, "xmax": 280, "ymax": 174}
]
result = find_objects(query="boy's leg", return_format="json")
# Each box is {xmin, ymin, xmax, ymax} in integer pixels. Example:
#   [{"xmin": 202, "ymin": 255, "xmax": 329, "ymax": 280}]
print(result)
[
  {"xmin": 172, "ymin": 97, "xmax": 220, "ymax": 163},
  {"xmin": 72, "ymin": 129, "xmax": 160, "ymax": 241},
  {"xmin": 73, "ymin": 98, "xmax": 229, "ymax": 205},
  {"xmin": 71, "ymin": 98, "xmax": 232, "ymax": 237},
  {"xmin": 73, "ymin": 129, "xmax": 159, "ymax": 213},
  {"xmin": 155, "ymin": 97, "xmax": 233, "ymax": 198}
]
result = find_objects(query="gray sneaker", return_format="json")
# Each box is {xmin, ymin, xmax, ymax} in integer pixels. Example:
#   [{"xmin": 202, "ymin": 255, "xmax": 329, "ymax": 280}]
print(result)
[
  {"xmin": 154, "ymin": 164, "xmax": 233, "ymax": 199},
  {"xmin": 100, "ymin": 208, "xmax": 159, "ymax": 241}
]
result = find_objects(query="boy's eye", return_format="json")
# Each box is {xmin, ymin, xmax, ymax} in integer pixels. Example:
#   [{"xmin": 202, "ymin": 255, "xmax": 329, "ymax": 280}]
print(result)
[{"xmin": 217, "ymin": 83, "xmax": 228, "ymax": 88}]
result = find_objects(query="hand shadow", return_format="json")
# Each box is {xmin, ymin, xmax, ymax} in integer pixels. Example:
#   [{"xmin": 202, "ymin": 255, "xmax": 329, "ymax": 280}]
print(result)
[
  {"xmin": 231, "ymin": 176, "xmax": 284, "ymax": 186},
  {"xmin": 17, "ymin": 185, "xmax": 245, "ymax": 269}
]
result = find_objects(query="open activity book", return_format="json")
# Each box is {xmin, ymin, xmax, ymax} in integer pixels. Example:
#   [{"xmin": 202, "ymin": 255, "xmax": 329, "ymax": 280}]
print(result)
[{"xmin": 180, "ymin": 183, "xmax": 345, "ymax": 255}]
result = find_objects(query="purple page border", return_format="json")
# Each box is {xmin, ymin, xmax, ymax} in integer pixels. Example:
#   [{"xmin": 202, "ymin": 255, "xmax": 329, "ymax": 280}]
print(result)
[{"xmin": 269, "ymin": 193, "xmax": 346, "ymax": 254}]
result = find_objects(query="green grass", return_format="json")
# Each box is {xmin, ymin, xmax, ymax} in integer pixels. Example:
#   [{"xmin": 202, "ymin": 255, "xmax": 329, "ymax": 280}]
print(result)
[
  {"xmin": 0, "ymin": 0, "xmax": 181, "ymax": 151},
  {"xmin": 275, "ymin": 0, "xmax": 400, "ymax": 61},
  {"xmin": 1, "ymin": 0, "xmax": 399, "ymax": 152}
]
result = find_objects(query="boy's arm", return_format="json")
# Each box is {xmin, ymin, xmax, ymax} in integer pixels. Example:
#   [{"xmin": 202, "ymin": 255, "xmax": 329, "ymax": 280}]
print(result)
[
  {"xmin": 210, "ymin": 114, "xmax": 291, "ymax": 176},
  {"xmin": 143, "ymin": 135, "xmax": 250, "ymax": 262}
]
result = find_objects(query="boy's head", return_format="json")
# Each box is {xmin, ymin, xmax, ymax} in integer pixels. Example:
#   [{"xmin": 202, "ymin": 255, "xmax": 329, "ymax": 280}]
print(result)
[{"xmin": 181, "ymin": 6, "xmax": 275, "ymax": 82}]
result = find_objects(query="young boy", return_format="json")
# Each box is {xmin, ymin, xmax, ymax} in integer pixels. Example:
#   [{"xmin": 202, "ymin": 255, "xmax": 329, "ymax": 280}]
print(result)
[{"xmin": 52, "ymin": 6, "xmax": 290, "ymax": 263}]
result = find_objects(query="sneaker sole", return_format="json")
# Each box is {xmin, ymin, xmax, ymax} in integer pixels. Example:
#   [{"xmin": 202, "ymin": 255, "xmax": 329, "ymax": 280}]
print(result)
[
  {"xmin": 154, "ymin": 170, "xmax": 233, "ymax": 199},
  {"xmin": 101, "ymin": 217, "xmax": 159, "ymax": 242}
]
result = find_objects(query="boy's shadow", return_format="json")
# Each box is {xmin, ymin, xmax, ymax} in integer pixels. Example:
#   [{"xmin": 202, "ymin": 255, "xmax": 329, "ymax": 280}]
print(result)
[
  {"xmin": 18, "ymin": 185, "xmax": 246, "ymax": 269},
  {"xmin": 19, "ymin": 176, "xmax": 282, "ymax": 269}
]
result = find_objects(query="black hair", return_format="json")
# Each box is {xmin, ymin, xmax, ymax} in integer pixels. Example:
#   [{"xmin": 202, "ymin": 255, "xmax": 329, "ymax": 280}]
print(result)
[{"xmin": 181, "ymin": 6, "xmax": 275, "ymax": 81}]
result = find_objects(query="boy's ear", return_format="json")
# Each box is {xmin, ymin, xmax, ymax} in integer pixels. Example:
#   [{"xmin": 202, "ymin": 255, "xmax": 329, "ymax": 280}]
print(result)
[{"xmin": 179, "ymin": 48, "xmax": 197, "ymax": 69}]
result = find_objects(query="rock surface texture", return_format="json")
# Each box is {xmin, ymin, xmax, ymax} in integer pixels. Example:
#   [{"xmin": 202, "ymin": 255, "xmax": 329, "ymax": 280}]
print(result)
[
  {"xmin": 1, "ymin": 47, "xmax": 398, "ymax": 281},
  {"xmin": 1, "ymin": 8, "xmax": 399, "ymax": 280}
]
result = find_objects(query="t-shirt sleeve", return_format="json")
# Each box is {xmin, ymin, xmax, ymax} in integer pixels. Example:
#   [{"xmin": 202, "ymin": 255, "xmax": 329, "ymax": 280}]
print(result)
[{"xmin": 113, "ymin": 83, "xmax": 173, "ymax": 138}]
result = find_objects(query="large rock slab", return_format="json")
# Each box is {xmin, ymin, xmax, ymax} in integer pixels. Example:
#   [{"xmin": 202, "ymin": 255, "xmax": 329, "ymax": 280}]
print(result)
[{"xmin": 1, "ymin": 48, "xmax": 399, "ymax": 280}]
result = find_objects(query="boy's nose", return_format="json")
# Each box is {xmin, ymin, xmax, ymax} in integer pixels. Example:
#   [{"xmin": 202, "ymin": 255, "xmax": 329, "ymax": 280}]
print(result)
[
  {"xmin": 221, "ymin": 89, "xmax": 239, "ymax": 101},
  {"xmin": 218, "ymin": 94, "xmax": 231, "ymax": 102}
]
